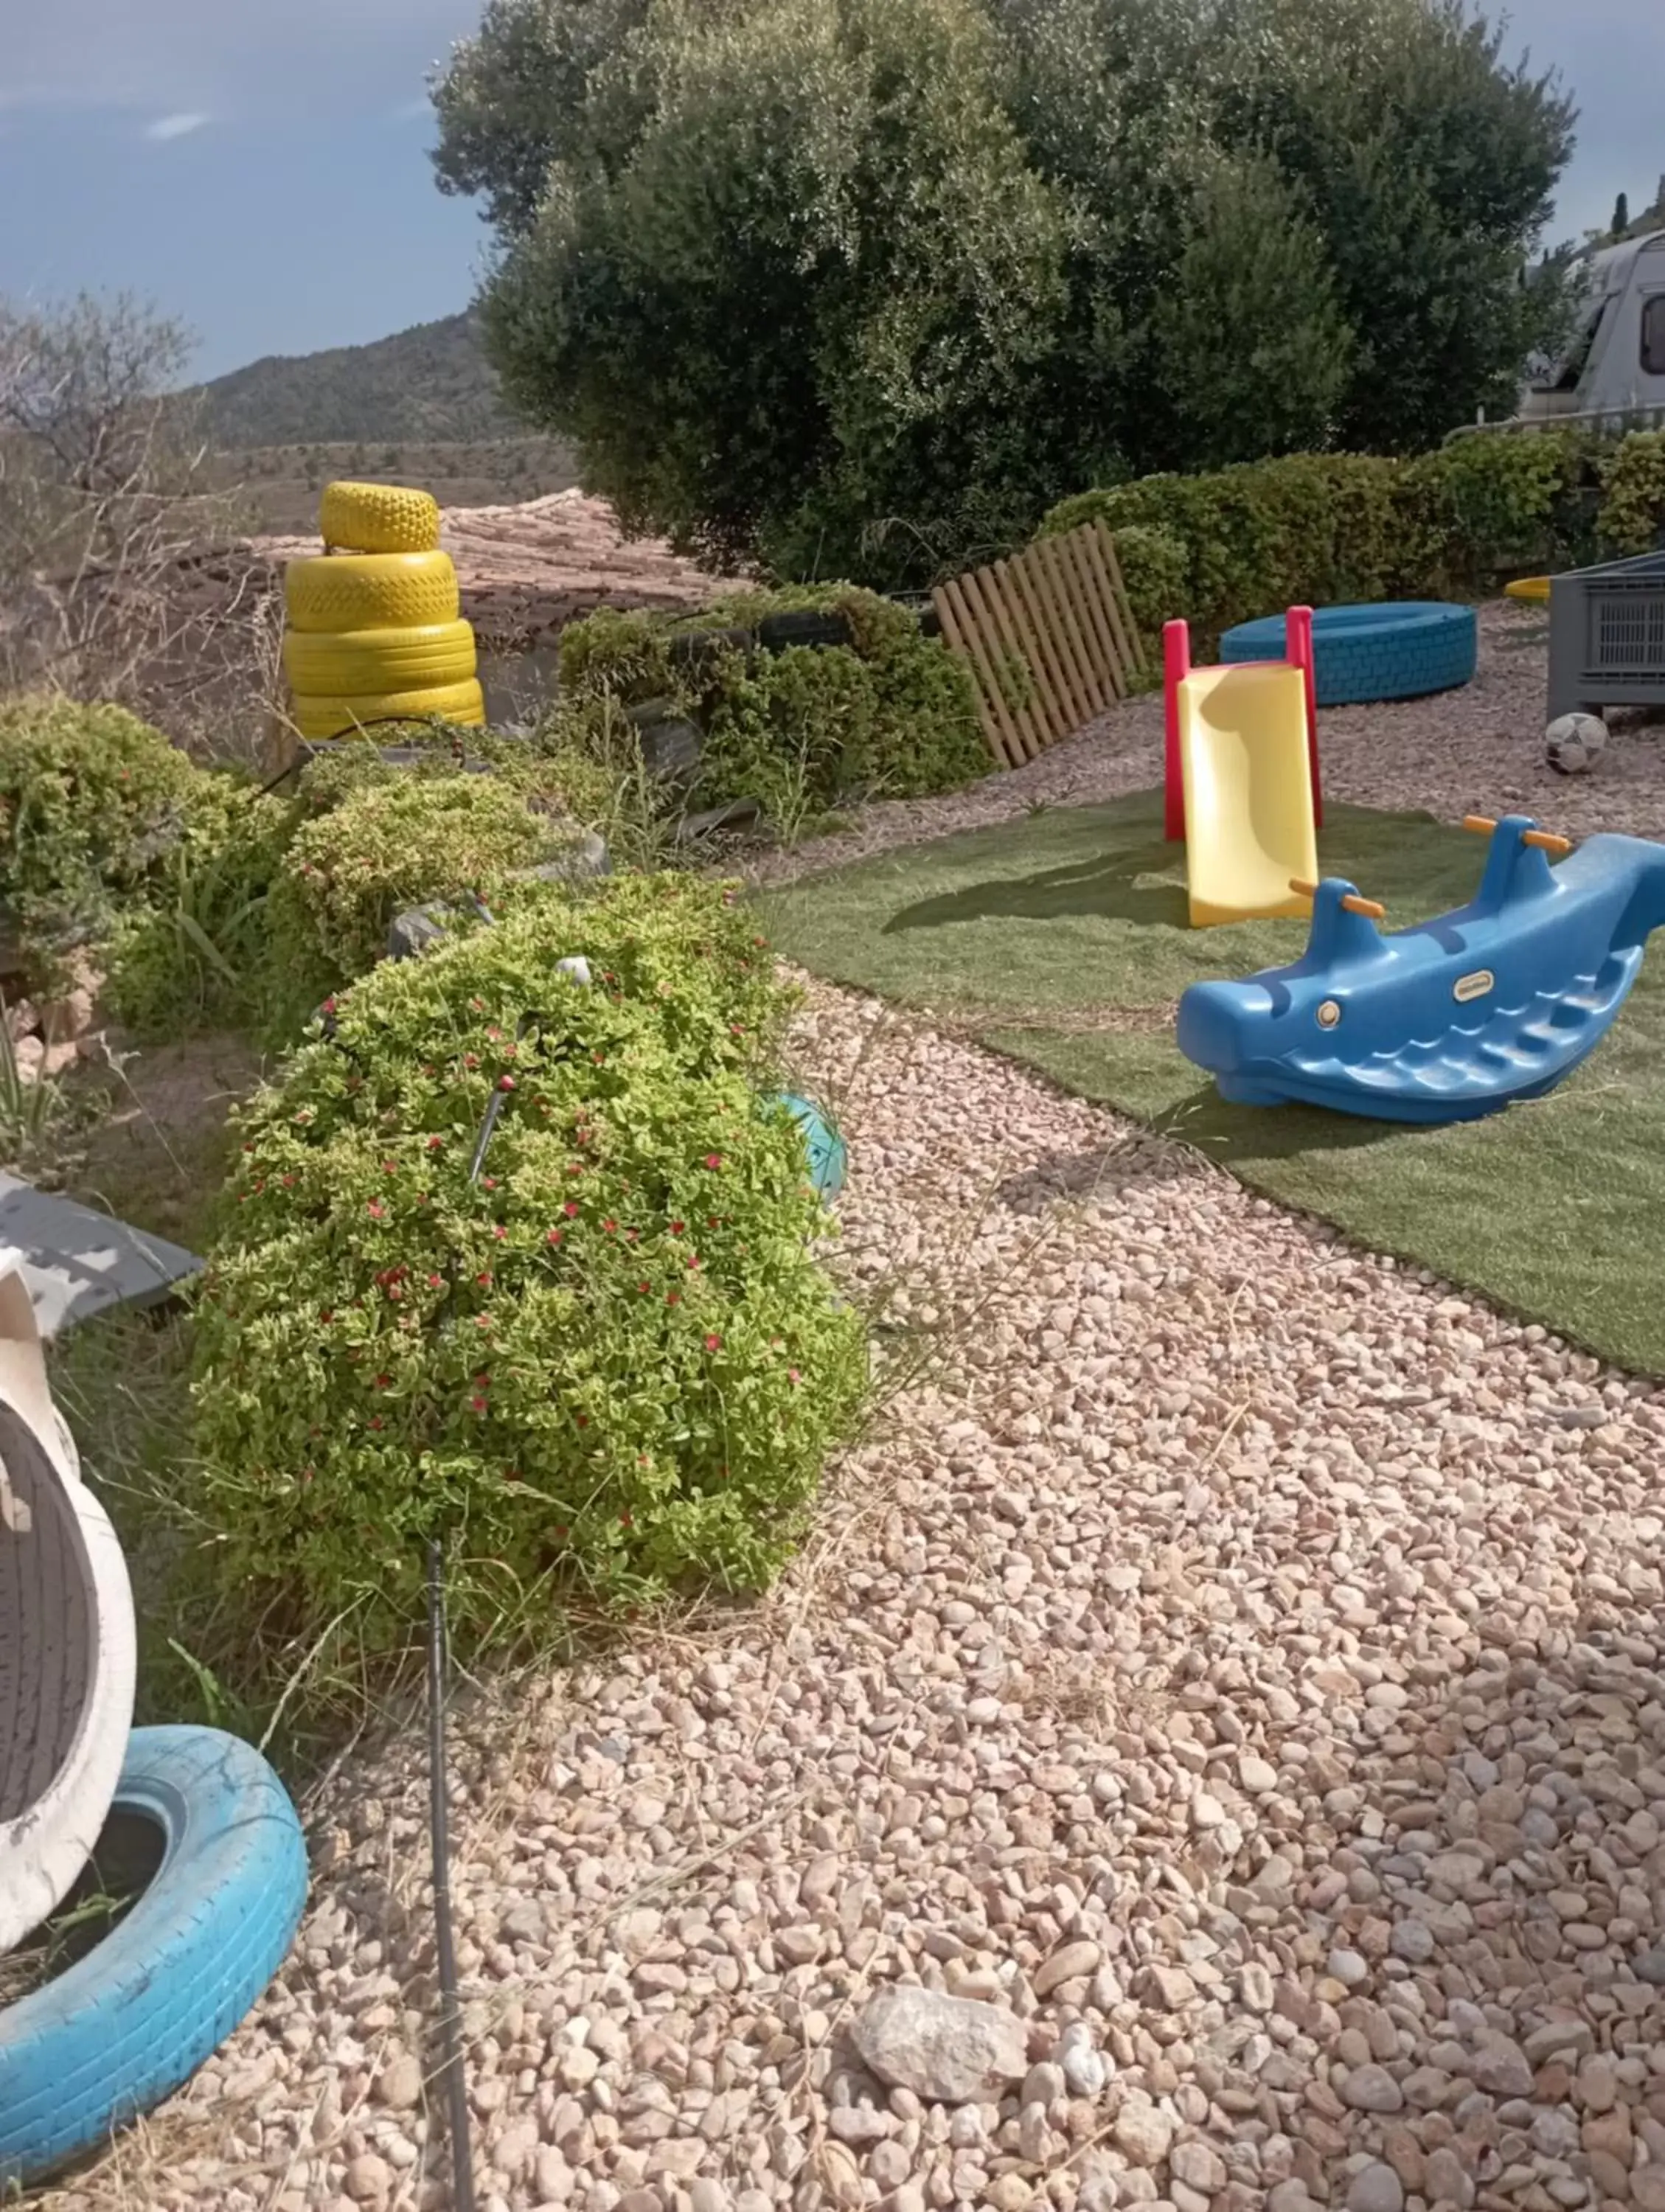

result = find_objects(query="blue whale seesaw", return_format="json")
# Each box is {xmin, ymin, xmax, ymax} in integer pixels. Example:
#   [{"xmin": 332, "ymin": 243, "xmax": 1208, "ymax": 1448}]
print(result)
[{"xmin": 1175, "ymin": 813, "xmax": 1665, "ymax": 1125}]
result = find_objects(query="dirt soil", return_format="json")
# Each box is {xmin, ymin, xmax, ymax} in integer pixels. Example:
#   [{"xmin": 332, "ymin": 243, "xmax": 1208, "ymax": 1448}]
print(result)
[{"xmin": 253, "ymin": 487, "xmax": 741, "ymax": 649}]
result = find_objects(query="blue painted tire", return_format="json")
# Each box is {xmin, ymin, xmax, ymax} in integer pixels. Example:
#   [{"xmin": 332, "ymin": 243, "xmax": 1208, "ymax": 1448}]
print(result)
[
  {"xmin": 0, "ymin": 1726, "xmax": 308, "ymax": 2188},
  {"xmin": 1220, "ymin": 602, "xmax": 1477, "ymax": 706},
  {"xmin": 776, "ymin": 1093, "xmax": 847, "ymax": 1200}
]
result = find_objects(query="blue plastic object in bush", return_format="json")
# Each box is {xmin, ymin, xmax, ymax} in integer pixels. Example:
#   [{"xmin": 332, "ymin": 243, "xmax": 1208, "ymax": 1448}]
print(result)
[
  {"xmin": 1176, "ymin": 815, "xmax": 1665, "ymax": 1124},
  {"xmin": 775, "ymin": 1093, "xmax": 847, "ymax": 1199},
  {"xmin": 1220, "ymin": 602, "xmax": 1475, "ymax": 706}
]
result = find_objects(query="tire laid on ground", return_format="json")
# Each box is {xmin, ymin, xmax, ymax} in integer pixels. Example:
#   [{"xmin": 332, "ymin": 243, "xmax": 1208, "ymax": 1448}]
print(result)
[
  {"xmin": 319, "ymin": 480, "xmax": 442, "ymax": 555},
  {"xmin": 0, "ymin": 1725, "xmax": 308, "ymax": 2189},
  {"xmin": 1219, "ymin": 602, "xmax": 1478, "ymax": 706},
  {"xmin": 283, "ymin": 619, "xmax": 478, "ymax": 695},
  {"xmin": 290, "ymin": 677, "xmax": 485, "ymax": 741},
  {"xmin": 285, "ymin": 551, "xmax": 459, "ymax": 635}
]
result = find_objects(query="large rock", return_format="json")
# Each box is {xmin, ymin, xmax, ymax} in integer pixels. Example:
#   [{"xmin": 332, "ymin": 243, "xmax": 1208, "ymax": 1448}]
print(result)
[{"xmin": 849, "ymin": 1987, "xmax": 1028, "ymax": 2104}]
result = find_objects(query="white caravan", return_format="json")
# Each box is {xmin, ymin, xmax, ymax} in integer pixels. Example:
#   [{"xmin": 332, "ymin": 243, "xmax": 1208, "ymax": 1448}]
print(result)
[{"xmin": 1465, "ymin": 227, "xmax": 1665, "ymax": 437}]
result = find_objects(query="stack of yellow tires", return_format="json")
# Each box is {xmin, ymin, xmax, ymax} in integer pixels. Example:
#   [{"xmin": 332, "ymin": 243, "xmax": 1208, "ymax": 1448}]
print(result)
[{"xmin": 282, "ymin": 481, "xmax": 484, "ymax": 741}]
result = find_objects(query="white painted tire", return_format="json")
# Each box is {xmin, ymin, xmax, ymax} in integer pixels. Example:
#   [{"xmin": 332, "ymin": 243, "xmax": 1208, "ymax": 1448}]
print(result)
[{"xmin": 0, "ymin": 1253, "xmax": 136, "ymax": 1956}]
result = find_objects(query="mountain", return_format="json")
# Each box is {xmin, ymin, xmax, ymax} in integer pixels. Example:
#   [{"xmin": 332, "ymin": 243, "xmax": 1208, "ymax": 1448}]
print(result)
[{"xmin": 198, "ymin": 311, "xmax": 524, "ymax": 448}]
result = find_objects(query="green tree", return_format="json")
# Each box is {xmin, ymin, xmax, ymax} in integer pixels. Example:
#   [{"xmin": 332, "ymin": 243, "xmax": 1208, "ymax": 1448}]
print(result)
[
  {"xmin": 434, "ymin": 0, "xmax": 1577, "ymax": 580},
  {"xmin": 473, "ymin": 0, "xmax": 1071, "ymax": 577},
  {"xmin": 1613, "ymin": 191, "xmax": 1631, "ymax": 238}
]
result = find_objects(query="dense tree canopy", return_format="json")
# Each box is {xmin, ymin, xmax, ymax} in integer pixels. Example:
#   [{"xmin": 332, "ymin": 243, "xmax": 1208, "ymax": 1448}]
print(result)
[{"xmin": 433, "ymin": 0, "xmax": 1577, "ymax": 582}]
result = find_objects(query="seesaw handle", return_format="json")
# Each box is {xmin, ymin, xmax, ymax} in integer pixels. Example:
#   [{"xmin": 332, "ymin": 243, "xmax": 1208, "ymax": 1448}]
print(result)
[
  {"xmin": 1462, "ymin": 813, "xmax": 1571, "ymax": 855},
  {"xmin": 1289, "ymin": 877, "xmax": 1386, "ymax": 920}
]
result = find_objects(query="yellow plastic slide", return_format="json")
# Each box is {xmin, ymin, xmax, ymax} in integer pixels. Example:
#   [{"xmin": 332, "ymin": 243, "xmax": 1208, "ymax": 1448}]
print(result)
[{"xmin": 1176, "ymin": 662, "xmax": 1318, "ymax": 928}]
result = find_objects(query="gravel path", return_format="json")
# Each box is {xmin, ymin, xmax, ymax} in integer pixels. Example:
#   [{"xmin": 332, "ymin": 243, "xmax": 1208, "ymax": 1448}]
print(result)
[{"xmin": 48, "ymin": 606, "xmax": 1665, "ymax": 2212}]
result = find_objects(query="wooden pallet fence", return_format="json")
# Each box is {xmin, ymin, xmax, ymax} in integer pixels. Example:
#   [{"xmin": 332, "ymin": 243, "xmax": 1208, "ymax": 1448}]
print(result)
[{"xmin": 933, "ymin": 522, "xmax": 1148, "ymax": 768}]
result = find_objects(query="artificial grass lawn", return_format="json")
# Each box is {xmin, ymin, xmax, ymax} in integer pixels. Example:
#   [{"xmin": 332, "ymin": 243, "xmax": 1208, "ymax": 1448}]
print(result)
[{"xmin": 757, "ymin": 785, "xmax": 1665, "ymax": 1374}]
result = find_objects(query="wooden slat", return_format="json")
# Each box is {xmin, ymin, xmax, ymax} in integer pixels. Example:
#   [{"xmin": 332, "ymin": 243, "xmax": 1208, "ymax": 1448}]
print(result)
[
  {"xmin": 935, "ymin": 577, "xmax": 1025, "ymax": 767},
  {"xmin": 960, "ymin": 568, "xmax": 1043, "ymax": 762},
  {"xmin": 1049, "ymin": 530, "xmax": 1116, "ymax": 715},
  {"xmin": 1076, "ymin": 525, "xmax": 1134, "ymax": 697},
  {"xmin": 1030, "ymin": 533, "xmax": 1103, "ymax": 723},
  {"xmin": 962, "ymin": 566, "xmax": 1044, "ymax": 761},
  {"xmin": 991, "ymin": 557, "xmax": 1068, "ymax": 742},
  {"xmin": 1002, "ymin": 552, "xmax": 1076, "ymax": 741},
  {"xmin": 1096, "ymin": 521, "xmax": 1148, "ymax": 679},
  {"xmin": 1059, "ymin": 525, "xmax": 1125, "ymax": 701}
]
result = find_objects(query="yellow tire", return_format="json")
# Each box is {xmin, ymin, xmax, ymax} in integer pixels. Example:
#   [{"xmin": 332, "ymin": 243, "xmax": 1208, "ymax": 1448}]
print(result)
[
  {"xmin": 285, "ymin": 552, "xmax": 459, "ymax": 634},
  {"xmin": 319, "ymin": 480, "xmax": 442, "ymax": 555},
  {"xmin": 288, "ymin": 678, "xmax": 485, "ymax": 742},
  {"xmin": 283, "ymin": 620, "xmax": 477, "ymax": 695}
]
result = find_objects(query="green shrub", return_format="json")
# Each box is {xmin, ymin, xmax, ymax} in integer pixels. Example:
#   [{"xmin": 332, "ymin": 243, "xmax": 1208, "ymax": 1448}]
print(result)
[
  {"xmin": 0, "ymin": 696, "xmax": 242, "ymax": 987},
  {"xmin": 1037, "ymin": 431, "xmax": 1606, "ymax": 651},
  {"xmin": 187, "ymin": 872, "xmax": 867, "ymax": 1669},
  {"xmin": 263, "ymin": 773, "xmax": 572, "ymax": 1026},
  {"xmin": 555, "ymin": 583, "xmax": 985, "ymax": 829},
  {"xmin": 1599, "ymin": 432, "xmax": 1665, "ymax": 556}
]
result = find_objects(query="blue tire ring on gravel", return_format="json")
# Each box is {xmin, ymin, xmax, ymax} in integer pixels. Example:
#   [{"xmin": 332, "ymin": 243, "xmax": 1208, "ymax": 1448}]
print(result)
[
  {"xmin": 0, "ymin": 1725, "xmax": 308, "ymax": 2188},
  {"xmin": 1219, "ymin": 602, "xmax": 1478, "ymax": 706}
]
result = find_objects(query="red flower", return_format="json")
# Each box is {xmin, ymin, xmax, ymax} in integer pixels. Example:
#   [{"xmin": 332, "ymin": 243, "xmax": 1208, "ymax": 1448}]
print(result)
[
  {"xmin": 577, "ymin": 1413, "xmax": 588, "ymax": 1427},
  {"xmin": 546, "ymin": 1228, "xmax": 563, "ymax": 1245},
  {"xmin": 687, "ymin": 1256, "xmax": 700, "ymax": 1270},
  {"xmin": 375, "ymin": 1373, "xmax": 391, "ymax": 1389},
  {"xmin": 370, "ymin": 1415, "xmax": 383, "ymax": 1430},
  {"xmin": 470, "ymin": 997, "xmax": 484, "ymax": 1012},
  {"xmin": 639, "ymin": 1281, "xmax": 651, "ymax": 1294},
  {"xmin": 470, "ymin": 1394, "xmax": 487, "ymax": 1413},
  {"xmin": 383, "ymin": 1160, "xmax": 397, "ymax": 1174},
  {"xmin": 476, "ymin": 1270, "xmax": 493, "ymax": 1287},
  {"xmin": 670, "ymin": 1221, "xmax": 684, "ymax": 1236},
  {"xmin": 464, "ymin": 1053, "xmax": 480, "ymax": 1071},
  {"xmin": 476, "ymin": 1314, "xmax": 493, "ymax": 1329},
  {"xmin": 487, "ymin": 1025, "xmax": 502, "ymax": 1041},
  {"xmin": 625, "ymin": 1227, "xmax": 639, "ymax": 1242},
  {"xmin": 498, "ymin": 1074, "xmax": 515, "ymax": 1092},
  {"xmin": 427, "ymin": 1135, "xmax": 443, "ymax": 1152},
  {"xmin": 482, "ymin": 1177, "xmax": 498, "ymax": 1190},
  {"xmin": 667, "ymin": 1291, "xmax": 681, "ymax": 1306},
  {"xmin": 563, "ymin": 1200, "xmax": 579, "ymax": 1217},
  {"xmin": 322, "ymin": 997, "xmax": 337, "ymax": 1014},
  {"xmin": 703, "ymin": 1154, "xmax": 723, "ymax": 1169},
  {"xmin": 428, "ymin": 1273, "xmax": 443, "ymax": 1288},
  {"xmin": 282, "ymin": 1174, "xmax": 294, "ymax": 1187},
  {"xmin": 705, "ymin": 1332, "xmax": 723, "ymax": 1352},
  {"xmin": 603, "ymin": 1220, "xmax": 617, "ymax": 1234},
  {"xmin": 475, "ymin": 1371, "xmax": 490, "ymax": 1385},
  {"xmin": 321, "ymin": 1309, "xmax": 334, "ymax": 1323},
  {"xmin": 789, "ymin": 1368, "xmax": 802, "ymax": 1385},
  {"xmin": 619, "ymin": 1512, "xmax": 633, "ymax": 1528},
  {"xmin": 367, "ymin": 1201, "xmax": 384, "ymax": 1219},
  {"xmin": 493, "ymin": 1225, "xmax": 507, "ymax": 1241}
]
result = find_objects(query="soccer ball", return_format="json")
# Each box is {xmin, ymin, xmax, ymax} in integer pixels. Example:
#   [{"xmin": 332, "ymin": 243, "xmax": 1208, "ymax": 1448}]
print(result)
[{"xmin": 1545, "ymin": 712, "xmax": 1606, "ymax": 775}]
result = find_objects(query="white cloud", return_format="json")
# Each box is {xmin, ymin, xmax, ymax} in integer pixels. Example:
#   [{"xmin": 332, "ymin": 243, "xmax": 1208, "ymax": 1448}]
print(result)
[{"xmin": 143, "ymin": 111, "xmax": 209, "ymax": 142}]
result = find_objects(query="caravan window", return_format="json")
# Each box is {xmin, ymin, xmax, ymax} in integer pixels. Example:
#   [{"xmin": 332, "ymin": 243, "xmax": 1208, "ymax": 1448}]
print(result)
[{"xmin": 1644, "ymin": 296, "xmax": 1665, "ymax": 377}]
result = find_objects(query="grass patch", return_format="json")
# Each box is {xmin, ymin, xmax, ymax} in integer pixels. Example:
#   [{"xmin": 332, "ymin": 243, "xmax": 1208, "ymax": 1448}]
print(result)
[{"xmin": 757, "ymin": 785, "xmax": 1665, "ymax": 1374}]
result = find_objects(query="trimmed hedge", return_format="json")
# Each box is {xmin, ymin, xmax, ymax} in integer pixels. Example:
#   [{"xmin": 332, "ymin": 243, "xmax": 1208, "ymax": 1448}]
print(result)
[
  {"xmin": 555, "ymin": 585, "xmax": 987, "ymax": 824},
  {"xmin": 187, "ymin": 872, "xmax": 868, "ymax": 1664},
  {"xmin": 1037, "ymin": 428, "xmax": 1662, "ymax": 652}
]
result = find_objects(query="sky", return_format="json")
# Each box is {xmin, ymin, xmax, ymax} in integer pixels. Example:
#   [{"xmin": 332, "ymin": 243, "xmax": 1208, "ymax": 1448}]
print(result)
[{"xmin": 0, "ymin": 0, "xmax": 1659, "ymax": 384}]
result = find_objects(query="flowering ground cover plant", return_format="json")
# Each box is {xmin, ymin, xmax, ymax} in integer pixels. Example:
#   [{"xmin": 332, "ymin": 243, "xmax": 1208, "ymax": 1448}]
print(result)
[{"xmin": 188, "ymin": 871, "xmax": 867, "ymax": 1661}]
